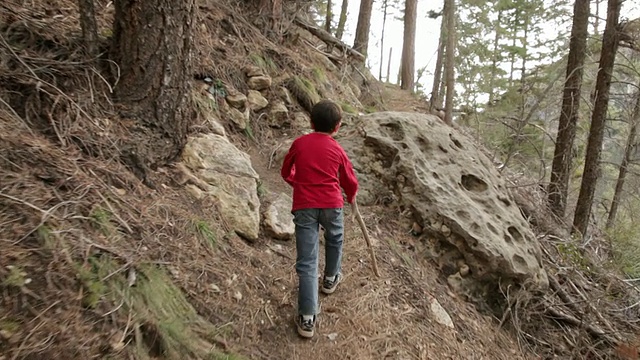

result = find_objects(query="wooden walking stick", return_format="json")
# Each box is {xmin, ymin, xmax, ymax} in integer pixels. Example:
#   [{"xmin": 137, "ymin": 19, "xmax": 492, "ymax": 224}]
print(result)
[{"xmin": 351, "ymin": 200, "xmax": 381, "ymax": 277}]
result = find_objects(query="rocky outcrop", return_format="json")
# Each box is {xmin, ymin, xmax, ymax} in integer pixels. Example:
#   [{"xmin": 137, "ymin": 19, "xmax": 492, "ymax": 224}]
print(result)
[
  {"xmin": 336, "ymin": 112, "xmax": 548, "ymax": 304},
  {"xmin": 181, "ymin": 134, "xmax": 260, "ymax": 241}
]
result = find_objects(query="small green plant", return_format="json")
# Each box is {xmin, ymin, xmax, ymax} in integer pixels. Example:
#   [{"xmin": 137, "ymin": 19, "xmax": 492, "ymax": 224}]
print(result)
[
  {"xmin": 75, "ymin": 256, "xmax": 107, "ymax": 309},
  {"xmin": 256, "ymin": 180, "xmax": 267, "ymax": 197},
  {"xmin": 195, "ymin": 220, "xmax": 217, "ymax": 247},
  {"xmin": 607, "ymin": 219, "xmax": 640, "ymax": 278},
  {"xmin": 206, "ymin": 79, "xmax": 227, "ymax": 98},
  {"xmin": 37, "ymin": 225, "xmax": 54, "ymax": 249},
  {"xmin": 249, "ymin": 53, "xmax": 276, "ymax": 73},
  {"xmin": 364, "ymin": 105, "xmax": 377, "ymax": 114},
  {"xmin": 243, "ymin": 123, "xmax": 256, "ymax": 142},
  {"xmin": 557, "ymin": 242, "xmax": 591, "ymax": 272},
  {"xmin": 311, "ymin": 67, "xmax": 327, "ymax": 83},
  {"xmin": 340, "ymin": 102, "xmax": 357, "ymax": 114},
  {"xmin": 90, "ymin": 206, "xmax": 113, "ymax": 235},
  {"xmin": 0, "ymin": 319, "xmax": 19, "ymax": 334},
  {"xmin": 3, "ymin": 266, "xmax": 27, "ymax": 288}
]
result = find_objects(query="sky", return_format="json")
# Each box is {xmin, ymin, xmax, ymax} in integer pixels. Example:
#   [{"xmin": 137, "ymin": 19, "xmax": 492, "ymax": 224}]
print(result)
[{"xmin": 332, "ymin": 0, "xmax": 640, "ymax": 97}]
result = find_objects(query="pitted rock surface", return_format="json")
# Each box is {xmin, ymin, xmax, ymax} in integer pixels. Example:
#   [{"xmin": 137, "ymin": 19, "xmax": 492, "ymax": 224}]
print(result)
[{"xmin": 336, "ymin": 112, "xmax": 548, "ymax": 300}]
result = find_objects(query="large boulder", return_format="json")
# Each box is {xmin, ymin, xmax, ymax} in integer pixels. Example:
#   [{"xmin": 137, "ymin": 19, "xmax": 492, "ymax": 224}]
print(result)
[
  {"xmin": 336, "ymin": 112, "xmax": 548, "ymax": 304},
  {"xmin": 181, "ymin": 134, "xmax": 260, "ymax": 241}
]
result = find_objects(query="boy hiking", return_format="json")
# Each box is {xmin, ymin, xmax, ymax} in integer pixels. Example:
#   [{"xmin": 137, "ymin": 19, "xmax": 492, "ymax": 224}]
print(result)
[{"xmin": 280, "ymin": 99, "xmax": 359, "ymax": 339}]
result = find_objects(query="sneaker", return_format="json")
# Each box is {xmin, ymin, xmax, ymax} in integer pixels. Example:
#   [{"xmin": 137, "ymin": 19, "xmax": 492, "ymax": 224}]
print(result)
[
  {"xmin": 321, "ymin": 273, "xmax": 341, "ymax": 294},
  {"xmin": 297, "ymin": 315, "xmax": 315, "ymax": 338}
]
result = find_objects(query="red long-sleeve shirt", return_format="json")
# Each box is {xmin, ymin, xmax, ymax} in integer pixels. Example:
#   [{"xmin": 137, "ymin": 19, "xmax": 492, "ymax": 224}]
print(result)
[{"xmin": 281, "ymin": 132, "xmax": 359, "ymax": 212}]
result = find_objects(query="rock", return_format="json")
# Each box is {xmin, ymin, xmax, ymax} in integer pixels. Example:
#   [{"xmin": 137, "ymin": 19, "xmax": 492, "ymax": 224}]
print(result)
[
  {"xmin": 207, "ymin": 115, "xmax": 226, "ymax": 137},
  {"xmin": 244, "ymin": 65, "xmax": 264, "ymax": 77},
  {"xmin": 185, "ymin": 184, "xmax": 204, "ymax": 199},
  {"xmin": 181, "ymin": 134, "xmax": 260, "ymax": 240},
  {"xmin": 337, "ymin": 112, "xmax": 548, "ymax": 303},
  {"xmin": 428, "ymin": 296, "xmax": 454, "ymax": 329},
  {"xmin": 247, "ymin": 90, "xmax": 269, "ymax": 111},
  {"xmin": 293, "ymin": 112, "xmax": 310, "ymax": 129},
  {"xmin": 263, "ymin": 193, "xmax": 295, "ymax": 240},
  {"xmin": 247, "ymin": 76, "xmax": 272, "ymax": 90},
  {"xmin": 227, "ymin": 107, "xmax": 247, "ymax": 130},
  {"xmin": 269, "ymin": 102, "xmax": 289, "ymax": 128},
  {"xmin": 278, "ymin": 86, "xmax": 293, "ymax": 105},
  {"xmin": 226, "ymin": 92, "xmax": 247, "ymax": 108},
  {"xmin": 273, "ymin": 139, "xmax": 294, "ymax": 167}
]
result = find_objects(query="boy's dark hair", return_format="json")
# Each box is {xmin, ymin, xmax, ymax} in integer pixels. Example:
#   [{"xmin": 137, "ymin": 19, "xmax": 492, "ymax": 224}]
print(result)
[{"xmin": 310, "ymin": 100, "xmax": 342, "ymax": 133}]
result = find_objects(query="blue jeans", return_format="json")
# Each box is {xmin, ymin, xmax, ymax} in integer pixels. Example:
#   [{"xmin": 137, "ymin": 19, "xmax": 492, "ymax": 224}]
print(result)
[{"xmin": 292, "ymin": 208, "xmax": 344, "ymax": 316}]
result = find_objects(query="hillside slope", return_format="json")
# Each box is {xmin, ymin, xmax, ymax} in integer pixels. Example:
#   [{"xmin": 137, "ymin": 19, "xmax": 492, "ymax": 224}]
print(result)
[{"xmin": 1, "ymin": 1, "xmax": 639, "ymax": 360}]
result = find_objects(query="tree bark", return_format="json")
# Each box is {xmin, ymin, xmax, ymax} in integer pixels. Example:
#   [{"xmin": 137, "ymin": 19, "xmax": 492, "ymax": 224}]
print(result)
[
  {"xmin": 443, "ymin": 0, "xmax": 456, "ymax": 125},
  {"xmin": 324, "ymin": 0, "xmax": 333, "ymax": 32},
  {"xmin": 400, "ymin": 0, "xmax": 417, "ymax": 91},
  {"xmin": 353, "ymin": 0, "xmax": 374, "ymax": 58},
  {"xmin": 335, "ymin": 0, "xmax": 348, "ymax": 40},
  {"xmin": 110, "ymin": 0, "xmax": 196, "ymax": 183},
  {"xmin": 78, "ymin": 0, "xmax": 98, "ymax": 56},
  {"xmin": 547, "ymin": 0, "xmax": 590, "ymax": 218},
  {"xmin": 429, "ymin": 6, "xmax": 446, "ymax": 111},
  {"xmin": 606, "ymin": 86, "xmax": 640, "ymax": 229},
  {"xmin": 572, "ymin": 0, "xmax": 622, "ymax": 236}
]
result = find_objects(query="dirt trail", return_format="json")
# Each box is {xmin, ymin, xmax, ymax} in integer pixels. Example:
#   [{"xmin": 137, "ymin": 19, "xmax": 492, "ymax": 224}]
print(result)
[{"xmin": 199, "ymin": 121, "xmax": 534, "ymax": 359}]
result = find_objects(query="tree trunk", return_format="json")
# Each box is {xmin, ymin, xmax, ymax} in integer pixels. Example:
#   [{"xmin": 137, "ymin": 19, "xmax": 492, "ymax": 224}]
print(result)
[
  {"xmin": 324, "ymin": 0, "xmax": 333, "ymax": 32},
  {"xmin": 111, "ymin": 0, "xmax": 196, "ymax": 184},
  {"xmin": 379, "ymin": 0, "xmax": 389, "ymax": 80},
  {"xmin": 547, "ymin": 0, "xmax": 590, "ymax": 218},
  {"xmin": 606, "ymin": 89, "xmax": 640, "ymax": 229},
  {"xmin": 335, "ymin": 0, "xmax": 349, "ymax": 40},
  {"xmin": 386, "ymin": 47, "xmax": 393, "ymax": 82},
  {"xmin": 429, "ymin": 3, "xmax": 447, "ymax": 111},
  {"xmin": 488, "ymin": 9, "xmax": 502, "ymax": 105},
  {"xmin": 400, "ymin": 0, "xmax": 417, "ymax": 91},
  {"xmin": 594, "ymin": 0, "xmax": 600, "ymax": 34},
  {"xmin": 443, "ymin": 0, "xmax": 456, "ymax": 125},
  {"xmin": 353, "ymin": 0, "xmax": 374, "ymax": 58},
  {"xmin": 78, "ymin": 0, "xmax": 98, "ymax": 56},
  {"xmin": 572, "ymin": 0, "xmax": 622, "ymax": 236},
  {"xmin": 508, "ymin": 11, "xmax": 518, "ymax": 88}
]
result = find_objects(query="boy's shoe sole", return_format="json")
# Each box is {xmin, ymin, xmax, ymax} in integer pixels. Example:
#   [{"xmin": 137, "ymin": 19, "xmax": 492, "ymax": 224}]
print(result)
[{"xmin": 321, "ymin": 273, "xmax": 341, "ymax": 294}]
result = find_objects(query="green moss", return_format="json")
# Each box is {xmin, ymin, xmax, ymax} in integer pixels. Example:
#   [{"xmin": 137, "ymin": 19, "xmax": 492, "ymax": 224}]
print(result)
[
  {"xmin": 287, "ymin": 76, "xmax": 321, "ymax": 112},
  {"xmin": 71, "ymin": 255, "xmax": 240, "ymax": 359}
]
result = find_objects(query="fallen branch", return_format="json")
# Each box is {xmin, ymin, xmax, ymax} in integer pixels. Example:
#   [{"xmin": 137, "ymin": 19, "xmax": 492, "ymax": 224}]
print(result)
[{"xmin": 293, "ymin": 15, "xmax": 365, "ymax": 62}]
